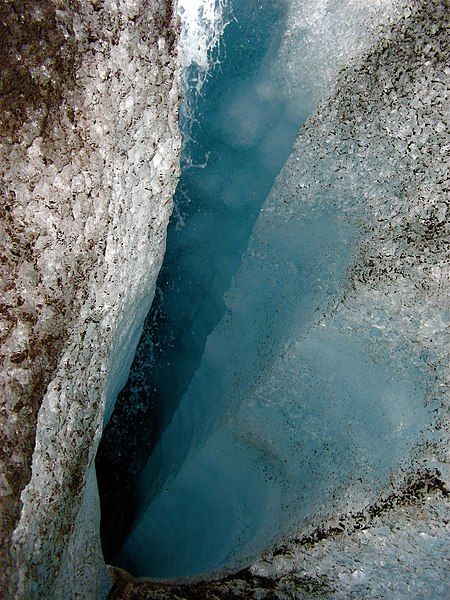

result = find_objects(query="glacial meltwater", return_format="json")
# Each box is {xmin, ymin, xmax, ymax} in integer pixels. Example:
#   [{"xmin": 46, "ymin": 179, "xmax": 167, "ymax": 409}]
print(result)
[{"xmin": 96, "ymin": 0, "xmax": 446, "ymax": 582}]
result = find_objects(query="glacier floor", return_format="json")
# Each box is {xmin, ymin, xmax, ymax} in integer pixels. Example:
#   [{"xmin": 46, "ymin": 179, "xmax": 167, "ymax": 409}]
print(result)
[{"xmin": 97, "ymin": 0, "xmax": 445, "ymax": 583}]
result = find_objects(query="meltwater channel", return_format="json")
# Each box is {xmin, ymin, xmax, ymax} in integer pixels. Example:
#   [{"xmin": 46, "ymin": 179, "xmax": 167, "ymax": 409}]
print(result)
[
  {"xmin": 97, "ymin": 0, "xmax": 305, "ymax": 575},
  {"xmin": 96, "ymin": 0, "xmax": 441, "ymax": 581}
]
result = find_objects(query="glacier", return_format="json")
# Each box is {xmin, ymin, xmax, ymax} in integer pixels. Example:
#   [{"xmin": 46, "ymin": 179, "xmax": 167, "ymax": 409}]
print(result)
[
  {"xmin": 0, "ymin": 0, "xmax": 445, "ymax": 598},
  {"xmin": 99, "ymin": 0, "xmax": 449, "ymax": 591}
]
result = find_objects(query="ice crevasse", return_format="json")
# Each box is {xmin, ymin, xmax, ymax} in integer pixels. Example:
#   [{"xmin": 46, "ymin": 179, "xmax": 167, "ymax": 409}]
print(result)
[{"xmin": 101, "ymin": 0, "xmax": 449, "ymax": 590}]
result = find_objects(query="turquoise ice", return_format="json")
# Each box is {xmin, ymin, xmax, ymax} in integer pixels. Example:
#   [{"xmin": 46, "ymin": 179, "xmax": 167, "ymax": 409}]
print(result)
[{"xmin": 113, "ymin": 0, "xmax": 446, "ymax": 580}]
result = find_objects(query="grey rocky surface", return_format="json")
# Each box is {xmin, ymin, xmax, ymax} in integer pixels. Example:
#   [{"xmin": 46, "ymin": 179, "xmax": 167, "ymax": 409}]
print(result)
[{"xmin": 0, "ymin": 1, "xmax": 180, "ymax": 598}]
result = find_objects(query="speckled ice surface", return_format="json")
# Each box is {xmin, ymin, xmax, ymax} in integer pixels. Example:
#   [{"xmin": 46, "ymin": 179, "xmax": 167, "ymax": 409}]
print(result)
[{"xmin": 0, "ymin": 1, "xmax": 180, "ymax": 598}]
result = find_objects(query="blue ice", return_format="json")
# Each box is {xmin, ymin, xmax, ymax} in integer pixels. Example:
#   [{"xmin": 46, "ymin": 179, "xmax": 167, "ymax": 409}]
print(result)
[{"xmin": 113, "ymin": 0, "xmax": 435, "ymax": 579}]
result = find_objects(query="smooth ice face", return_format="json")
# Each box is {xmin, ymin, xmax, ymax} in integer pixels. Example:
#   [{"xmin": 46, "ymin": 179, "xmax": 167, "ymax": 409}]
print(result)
[{"xmin": 104, "ymin": 0, "xmax": 448, "ymax": 582}]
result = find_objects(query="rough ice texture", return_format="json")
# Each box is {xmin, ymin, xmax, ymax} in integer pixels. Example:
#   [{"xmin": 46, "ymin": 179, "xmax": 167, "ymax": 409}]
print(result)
[
  {"xmin": 109, "ymin": 475, "xmax": 449, "ymax": 599},
  {"xmin": 109, "ymin": 0, "xmax": 449, "ymax": 596},
  {"xmin": 0, "ymin": 1, "xmax": 180, "ymax": 598},
  {"xmin": 275, "ymin": 0, "xmax": 403, "ymax": 107}
]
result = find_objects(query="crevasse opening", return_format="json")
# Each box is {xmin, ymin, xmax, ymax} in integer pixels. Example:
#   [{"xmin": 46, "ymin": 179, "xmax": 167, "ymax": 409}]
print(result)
[{"xmin": 96, "ymin": 0, "xmax": 444, "ymax": 582}]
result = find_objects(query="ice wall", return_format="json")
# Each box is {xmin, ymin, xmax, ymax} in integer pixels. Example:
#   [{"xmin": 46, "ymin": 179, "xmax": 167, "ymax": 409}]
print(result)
[
  {"xmin": 100, "ymin": 0, "xmax": 410, "ymax": 514},
  {"xmin": 116, "ymin": 0, "xmax": 449, "ymax": 585},
  {"xmin": 0, "ymin": 2, "xmax": 181, "ymax": 598},
  {"xmin": 275, "ymin": 0, "xmax": 401, "ymax": 106}
]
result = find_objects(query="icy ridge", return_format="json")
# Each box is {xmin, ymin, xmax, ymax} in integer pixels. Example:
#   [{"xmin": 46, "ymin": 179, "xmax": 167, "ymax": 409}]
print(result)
[{"xmin": 0, "ymin": 1, "xmax": 181, "ymax": 598}]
